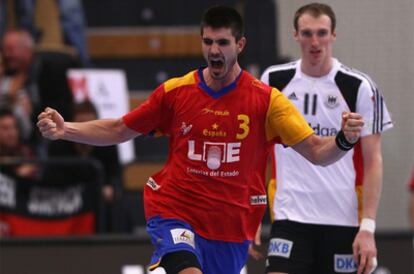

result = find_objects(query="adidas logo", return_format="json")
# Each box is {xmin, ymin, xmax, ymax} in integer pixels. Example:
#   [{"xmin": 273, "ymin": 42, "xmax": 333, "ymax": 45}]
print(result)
[{"xmin": 288, "ymin": 92, "xmax": 298, "ymax": 100}]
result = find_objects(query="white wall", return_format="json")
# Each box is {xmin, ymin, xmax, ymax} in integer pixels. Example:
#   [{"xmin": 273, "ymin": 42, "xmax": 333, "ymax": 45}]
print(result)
[{"xmin": 275, "ymin": 0, "xmax": 414, "ymax": 229}]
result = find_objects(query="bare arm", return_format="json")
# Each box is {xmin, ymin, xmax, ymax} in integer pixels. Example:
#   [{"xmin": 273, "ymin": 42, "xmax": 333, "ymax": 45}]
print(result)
[
  {"xmin": 292, "ymin": 112, "xmax": 364, "ymax": 166},
  {"xmin": 291, "ymin": 134, "xmax": 344, "ymax": 166},
  {"xmin": 37, "ymin": 107, "xmax": 140, "ymax": 145},
  {"xmin": 360, "ymin": 134, "xmax": 383, "ymax": 220},
  {"xmin": 352, "ymin": 134, "xmax": 382, "ymax": 274}
]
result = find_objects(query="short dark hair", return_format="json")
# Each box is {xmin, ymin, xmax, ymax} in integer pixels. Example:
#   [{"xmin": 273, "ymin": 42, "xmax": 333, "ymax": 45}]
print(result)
[
  {"xmin": 200, "ymin": 5, "xmax": 244, "ymax": 41},
  {"xmin": 294, "ymin": 3, "xmax": 336, "ymax": 32}
]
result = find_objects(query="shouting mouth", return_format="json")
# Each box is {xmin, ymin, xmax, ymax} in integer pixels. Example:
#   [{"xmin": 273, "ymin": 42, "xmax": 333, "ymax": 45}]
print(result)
[
  {"xmin": 209, "ymin": 58, "xmax": 225, "ymax": 77},
  {"xmin": 211, "ymin": 59, "xmax": 224, "ymax": 68},
  {"xmin": 209, "ymin": 56, "xmax": 225, "ymax": 69}
]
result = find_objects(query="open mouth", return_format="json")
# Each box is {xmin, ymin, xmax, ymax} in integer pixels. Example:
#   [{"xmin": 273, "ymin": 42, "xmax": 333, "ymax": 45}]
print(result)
[{"xmin": 210, "ymin": 59, "xmax": 224, "ymax": 69}]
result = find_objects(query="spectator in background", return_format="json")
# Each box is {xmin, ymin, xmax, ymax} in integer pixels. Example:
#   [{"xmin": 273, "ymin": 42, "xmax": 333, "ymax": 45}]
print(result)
[
  {"xmin": 0, "ymin": 29, "xmax": 38, "ymax": 142},
  {"xmin": 0, "ymin": 107, "xmax": 37, "ymax": 179},
  {"xmin": 408, "ymin": 167, "xmax": 414, "ymax": 229},
  {"xmin": 45, "ymin": 101, "xmax": 122, "ymax": 233},
  {"xmin": 0, "ymin": 0, "xmax": 91, "ymax": 67},
  {"xmin": 1, "ymin": 28, "xmax": 77, "ymax": 151}
]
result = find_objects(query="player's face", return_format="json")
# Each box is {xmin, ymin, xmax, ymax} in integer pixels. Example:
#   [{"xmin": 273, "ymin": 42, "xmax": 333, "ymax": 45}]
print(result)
[
  {"xmin": 202, "ymin": 26, "xmax": 245, "ymax": 81},
  {"xmin": 294, "ymin": 13, "xmax": 336, "ymax": 67}
]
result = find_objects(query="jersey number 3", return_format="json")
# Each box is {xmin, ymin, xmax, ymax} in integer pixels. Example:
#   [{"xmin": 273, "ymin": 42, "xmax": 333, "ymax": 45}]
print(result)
[{"xmin": 236, "ymin": 114, "xmax": 250, "ymax": 140}]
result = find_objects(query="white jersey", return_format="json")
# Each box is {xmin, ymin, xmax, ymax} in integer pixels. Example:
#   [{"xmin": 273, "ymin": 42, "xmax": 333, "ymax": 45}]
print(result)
[{"xmin": 260, "ymin": 59, "xmax": 393, "ymax": 226}]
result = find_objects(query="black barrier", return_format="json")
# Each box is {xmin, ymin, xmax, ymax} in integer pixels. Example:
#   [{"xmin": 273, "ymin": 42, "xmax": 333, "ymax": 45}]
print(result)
[
  {"xmin": 0, "ymin": 231, "xmax": 412, "ymax": 274},
  {"xmin": 0, "ymin": 157, "xmax": 104, "ymax": 235}
]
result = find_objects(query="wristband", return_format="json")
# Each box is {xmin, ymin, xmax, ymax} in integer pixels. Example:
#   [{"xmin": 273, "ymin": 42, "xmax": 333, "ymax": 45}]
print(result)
[
  {"xmin": 335, "ymin": 130, "xmax": 355, "ymax": 151},
  {"xmin": 359, "ymin": 218, "xmax": 376, "ymax": 233}
]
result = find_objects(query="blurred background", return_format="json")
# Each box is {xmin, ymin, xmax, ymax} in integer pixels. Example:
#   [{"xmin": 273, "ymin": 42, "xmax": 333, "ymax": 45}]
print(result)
[{"xmin": 0, "ymin": 0, "xmax": 413, "ymax": 273}]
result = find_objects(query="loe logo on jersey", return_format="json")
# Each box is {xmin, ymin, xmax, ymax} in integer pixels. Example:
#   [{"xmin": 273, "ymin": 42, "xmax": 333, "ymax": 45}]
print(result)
[
  {"xmin": 187, "ymin": 141, "xmax": 241, "ymax": 169},
  {"xmin": 334, "ymin": 254, "xmax": 357, "ymax": 273},
  {"xmin": 268, "ymin": 238, "xmax": 293, "ymax": 258}
]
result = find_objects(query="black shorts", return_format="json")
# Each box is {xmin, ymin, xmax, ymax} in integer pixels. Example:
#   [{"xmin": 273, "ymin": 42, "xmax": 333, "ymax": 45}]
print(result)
[{"xmin": 266, "ymin": 220, "xmax": 359, "ymax": 274}]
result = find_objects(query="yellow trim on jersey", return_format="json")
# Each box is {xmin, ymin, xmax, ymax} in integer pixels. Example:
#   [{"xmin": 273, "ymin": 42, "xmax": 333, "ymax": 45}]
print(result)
[
  {"xmin": 265, "ymin": 88, "xmax": 314, "ymax": 145},
  {"xmin": 267, "ymin": 178, "xmax": 276, "ymax": 223},
  {"xmin": 164, "ymin": 70, "xmax": 197, "ymax": 93}
]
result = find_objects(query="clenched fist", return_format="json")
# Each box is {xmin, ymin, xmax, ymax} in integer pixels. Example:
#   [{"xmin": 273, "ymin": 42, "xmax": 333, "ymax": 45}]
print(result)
[
  {"xmin": 37, "ymin": 107, "xmax": 65, "ymax": 140},
  {"xmin": 341, "ymin": 112, "xmax": 364, "ymax": 144}
]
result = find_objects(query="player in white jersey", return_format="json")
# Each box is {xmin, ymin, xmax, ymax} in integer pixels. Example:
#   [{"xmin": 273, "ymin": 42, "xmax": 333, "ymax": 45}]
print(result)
[{"xmin": 260, "ymin": 3, "xmax": 393, "ymax": 274}]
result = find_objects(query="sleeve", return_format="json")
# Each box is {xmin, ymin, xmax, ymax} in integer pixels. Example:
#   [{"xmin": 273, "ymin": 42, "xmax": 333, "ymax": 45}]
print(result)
[
  {"xmin": 356, "ymin": 77, "xmax": 393, "ymax": 137},
  {"xmin": 122, "ymin": 84, "xmax": 173, "ymax": 135},
  {"xmin": 265, "ymin": 88, "xmax": 314, "ymax": 146}
]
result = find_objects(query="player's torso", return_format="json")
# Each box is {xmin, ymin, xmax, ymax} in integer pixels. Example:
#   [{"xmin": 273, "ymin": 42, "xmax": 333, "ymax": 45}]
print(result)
[
  {"xmin": 147, "ymin": 71, "xmax": 271, "ymax": 241},
  {"xmin": 267, "ymin": 61, "xmax": 360, "ymax": 226},
  {"xmin": 284, "ymin": 76, "xmax": 346, "ymax": 133},
  {"xmin": 167, "ymin": 76, "xmax": 270, "ymax": 182}
]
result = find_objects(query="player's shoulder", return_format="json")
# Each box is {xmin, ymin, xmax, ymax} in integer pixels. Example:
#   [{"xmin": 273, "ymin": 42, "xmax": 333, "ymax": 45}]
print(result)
[
  {"xmin": 261, "ymin": 61, "xmax": 298, "ymax": 81},
  {"xmin": 335, "ymin": 60, "xmax": 378, "ymax": 91},
  {"xmin": 241, "ymin": 70, "xmax": 274, "ymax": 94},
  {"xmin": 263, "ymin": 61, "xmax": 298, "ymax": 74},
  {"xmin": 163, "ymin": 70, "xmax": 197, "ymax": 93},
  {"xmin": 260, "ymin": 61, "xmax": 298, "ymax": 92}
]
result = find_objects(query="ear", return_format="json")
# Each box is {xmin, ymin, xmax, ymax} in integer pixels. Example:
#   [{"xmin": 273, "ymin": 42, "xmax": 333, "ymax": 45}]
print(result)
[
  {"xmin": 237, "ymin": 37, "xmax": 246, "ymax": 53},
  {"xmin": 332, "ymin": 30, "xmax": 337, "ymax": 41},
  {"xmin": 293, "ymin": 29, "xmax": 299, "ymax": 42}
]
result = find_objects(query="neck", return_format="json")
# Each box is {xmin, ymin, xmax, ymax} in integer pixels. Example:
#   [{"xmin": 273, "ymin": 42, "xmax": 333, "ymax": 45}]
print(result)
[
  {"xmin": 203, "ymin": 64, "xmax": 242, "ymax": 91},
  {"xmin": 301, "ymin": 57, "xmax": 333, "ymax": 77}
]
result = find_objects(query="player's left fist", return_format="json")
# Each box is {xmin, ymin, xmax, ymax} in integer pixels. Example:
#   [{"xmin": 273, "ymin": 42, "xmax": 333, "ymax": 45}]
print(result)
[{"xmin": 341, "ymin": 112, "xmax": 364, "ymax": 144}]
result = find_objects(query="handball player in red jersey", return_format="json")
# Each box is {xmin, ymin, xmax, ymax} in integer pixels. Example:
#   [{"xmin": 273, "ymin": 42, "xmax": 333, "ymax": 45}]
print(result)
[{"xmin": 37, "ymin": 5, "xmax": 364, "ymax": 274}]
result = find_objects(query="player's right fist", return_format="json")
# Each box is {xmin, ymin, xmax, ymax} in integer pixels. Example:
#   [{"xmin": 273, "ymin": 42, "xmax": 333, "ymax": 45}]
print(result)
[
  {"xmin": 37, "ymin": 107, "xmax": 65, "ymax": 140},
  {"xmin": 341, "ymin": 112, "xmax": 364, "ymax": 144}
]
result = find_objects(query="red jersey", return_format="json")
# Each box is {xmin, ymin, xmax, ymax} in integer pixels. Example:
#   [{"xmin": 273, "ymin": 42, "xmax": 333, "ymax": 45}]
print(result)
[{"xmin": 123, "ymin": 69, "xmax": 312, "ymax": 242}]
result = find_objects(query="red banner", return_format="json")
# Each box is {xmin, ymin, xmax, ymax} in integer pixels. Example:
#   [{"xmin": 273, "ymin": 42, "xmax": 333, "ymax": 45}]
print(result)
[{"xmin": 0, "ymin": 172, "xmax": 99, "ymax": 236}]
